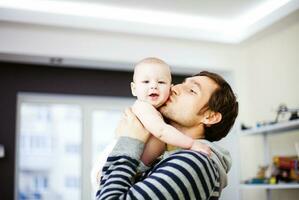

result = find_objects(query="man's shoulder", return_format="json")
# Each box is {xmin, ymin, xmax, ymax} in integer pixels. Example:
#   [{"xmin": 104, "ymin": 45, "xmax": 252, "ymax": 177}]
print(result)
[
  {"xmin": 157, "ymin": 150, "xmax": 217, "ymax": 171},
  {"xmin": 165, "ymin": 149, "xmax": 210, "ymax": 159},
  {"xmin": 144, "ymin": 150, "xmax": 221, "ymax": 199}
]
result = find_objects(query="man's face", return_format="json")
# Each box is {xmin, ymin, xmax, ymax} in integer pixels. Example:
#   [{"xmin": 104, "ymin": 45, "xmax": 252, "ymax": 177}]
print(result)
[{"xmin": 159, "ymin": 75, "xmax": 219, "ymax": 127}]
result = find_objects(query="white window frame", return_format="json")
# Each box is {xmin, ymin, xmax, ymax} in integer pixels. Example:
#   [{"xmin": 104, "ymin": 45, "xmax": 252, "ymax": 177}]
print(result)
[{"xmin": 15, "ymin": 92, "xmax": 134, "ymax": 200}]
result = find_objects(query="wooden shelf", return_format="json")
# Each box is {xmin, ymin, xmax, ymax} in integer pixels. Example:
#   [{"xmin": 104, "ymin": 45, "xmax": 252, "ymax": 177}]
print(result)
[
  {"xmin": 240, "ymin": 183, "xmax": 299, "ymax": 189},
  {"xmin": 241, "ymin": 119, "xmax": 299, "ymax": 135}
]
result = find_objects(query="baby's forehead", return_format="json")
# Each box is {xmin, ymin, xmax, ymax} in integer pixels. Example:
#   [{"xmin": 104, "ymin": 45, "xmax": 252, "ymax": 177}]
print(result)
[{"xmin": 134, "ymin": 62, "xmax": 171, "ymax": 79}]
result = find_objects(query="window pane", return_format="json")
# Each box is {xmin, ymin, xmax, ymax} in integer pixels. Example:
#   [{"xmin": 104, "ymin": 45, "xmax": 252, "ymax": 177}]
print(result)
[
  {"xmin": 92, "ymin": 110, "xmax": 122, "ymax": 164},
  {"xmin": 17, "ymin": 103, "xmax": 82, "ymax": 200}
]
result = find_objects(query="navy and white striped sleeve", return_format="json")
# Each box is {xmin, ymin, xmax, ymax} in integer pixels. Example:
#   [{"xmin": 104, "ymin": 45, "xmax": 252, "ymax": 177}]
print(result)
[{"xmin": 96, "ymin": 137, "xmax": 220, "ymax": 200}]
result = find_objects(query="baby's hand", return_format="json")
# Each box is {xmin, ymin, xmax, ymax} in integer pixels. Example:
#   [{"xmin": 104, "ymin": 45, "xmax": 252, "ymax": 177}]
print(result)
[{"xmin": 190, "ymin": 141, "xmax": 212, "ymax": 157}]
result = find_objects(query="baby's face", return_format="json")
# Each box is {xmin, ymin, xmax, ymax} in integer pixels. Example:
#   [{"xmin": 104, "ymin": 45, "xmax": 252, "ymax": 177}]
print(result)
[{"xmin": 131, "ymin": 63, "xmax": 172, "ymax": 108}]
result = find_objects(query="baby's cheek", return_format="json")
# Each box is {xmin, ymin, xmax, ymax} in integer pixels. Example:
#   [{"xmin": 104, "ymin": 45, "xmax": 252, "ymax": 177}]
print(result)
[
  {"xmin": 165, "ymin": 86, "xmax": 171, "ymax": 96},
  {"xmin": 160, "ymin": 93, "xmax": 170, "ymax": 105},
  {"xmin": 162, "ymin": 88, "xmax": 170, "ymax": 98}
]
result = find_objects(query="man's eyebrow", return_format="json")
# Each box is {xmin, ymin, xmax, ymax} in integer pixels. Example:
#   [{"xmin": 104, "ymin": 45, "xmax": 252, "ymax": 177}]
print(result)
[
  {"xmin": 184, "ymin": 78, "xmax": 202, "ymax": 90},
  {"xmin": 193, "ymin": 80, "xmax": 202, "ymax": 90}
]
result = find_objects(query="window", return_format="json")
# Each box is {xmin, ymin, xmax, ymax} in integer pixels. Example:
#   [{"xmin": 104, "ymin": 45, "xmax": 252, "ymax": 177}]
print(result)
[
  {"xmin": 65, "ymin": 176, "xmax": 80, "ymax": 188},
  {"xmin": 65, "ymin": 144, "xmax": 80, "ymax": 154},
  {"xmin": 16, "ymin": 93, "xmax": 134, "ymax": 200},
  {"xmin": 92, "ymin": 110, "xmax": 122, "ymax": 163}
]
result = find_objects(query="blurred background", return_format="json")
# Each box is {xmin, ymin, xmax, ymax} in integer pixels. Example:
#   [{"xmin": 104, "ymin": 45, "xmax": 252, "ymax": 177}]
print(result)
[{"xmin": 0, "ymin": 0, "xmax": 299, "ymax": 199}]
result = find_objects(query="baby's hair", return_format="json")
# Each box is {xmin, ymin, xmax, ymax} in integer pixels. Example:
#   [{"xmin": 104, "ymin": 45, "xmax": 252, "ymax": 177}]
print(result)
[
  {"xmin": 135, "ymin": 57, "xmax": 168, "ymax": 67},
  {"xmin": 133, "ymin": 57, "xmax": 170, "ymax": 81}
]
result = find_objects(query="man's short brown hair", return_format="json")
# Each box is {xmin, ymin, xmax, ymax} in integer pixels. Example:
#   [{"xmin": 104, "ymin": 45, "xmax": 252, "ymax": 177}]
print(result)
[{"xmin": 196, "ymin": 71, "xmax": 239, "ymax": 141}]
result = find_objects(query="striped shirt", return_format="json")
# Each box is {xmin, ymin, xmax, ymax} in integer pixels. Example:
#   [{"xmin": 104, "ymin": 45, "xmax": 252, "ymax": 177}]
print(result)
[{"xmin": 96, "ymin": 137, "xmax": 222, "ymax": 200}]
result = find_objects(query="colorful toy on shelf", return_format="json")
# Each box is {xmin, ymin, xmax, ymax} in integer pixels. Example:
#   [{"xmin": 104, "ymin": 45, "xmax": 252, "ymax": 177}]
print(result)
[
  {"xmin": 273, "ymin": 156, "xmax": 299, "ymax": 183},
  {"xmin": 244, "ymin": 156, "xmax": 299, "ymax": 184}
]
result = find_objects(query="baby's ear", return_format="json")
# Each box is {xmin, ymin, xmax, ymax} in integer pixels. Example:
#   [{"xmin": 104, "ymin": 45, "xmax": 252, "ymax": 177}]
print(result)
[{"xmin": 130, "ymin": 82, "xmax": 136, "ymax": 96}]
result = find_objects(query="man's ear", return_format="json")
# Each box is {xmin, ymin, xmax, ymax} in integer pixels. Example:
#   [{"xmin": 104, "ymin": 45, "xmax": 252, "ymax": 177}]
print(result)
[
  {"xmin": 202, "ymin": 111, "xmax": 222, "ymax": 127},
  {"xmin": 130, "ymin": 82, "xmax": 136, "ymax": 96}
]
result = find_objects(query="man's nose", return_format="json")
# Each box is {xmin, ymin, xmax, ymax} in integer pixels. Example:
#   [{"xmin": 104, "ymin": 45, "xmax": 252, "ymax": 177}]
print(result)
[{"xmin": 171, "ymin": 84, "xmax": 179, "ymax": 95}]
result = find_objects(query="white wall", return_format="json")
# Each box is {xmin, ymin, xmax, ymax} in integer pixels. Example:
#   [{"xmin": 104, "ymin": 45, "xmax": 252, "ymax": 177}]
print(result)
[{"xmin": 238, "ymin": 11, "xmax": 299, "ymax": 200}]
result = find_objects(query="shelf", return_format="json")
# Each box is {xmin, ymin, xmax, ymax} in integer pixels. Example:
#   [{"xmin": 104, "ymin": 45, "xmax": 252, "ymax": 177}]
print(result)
[
  {"xmin": 241, "ymin": 119, "xmax": 299, "ymax": 135},
  {"xmin": 240, "ymin": 183, "xmax": 299, "ymax": 189}
]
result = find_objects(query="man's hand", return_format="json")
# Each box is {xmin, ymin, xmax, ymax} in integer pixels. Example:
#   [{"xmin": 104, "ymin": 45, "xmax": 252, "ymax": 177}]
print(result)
[{"xmin": 115, "ymin": 107, "xmax": 150, "ymax": 143}]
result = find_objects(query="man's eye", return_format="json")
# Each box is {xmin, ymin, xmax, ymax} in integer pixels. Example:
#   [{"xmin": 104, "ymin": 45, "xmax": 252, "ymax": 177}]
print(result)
[
  {"xmin": 190, "ymin": 89, "xmax": 197, "ymax": 94},
  {"xmin": 158, "ymin": 81, "xmax": 166, "ymax": 84},
  {"xmin": 142, "ymin": 80, "xmax": 149, "ymax": 83}
]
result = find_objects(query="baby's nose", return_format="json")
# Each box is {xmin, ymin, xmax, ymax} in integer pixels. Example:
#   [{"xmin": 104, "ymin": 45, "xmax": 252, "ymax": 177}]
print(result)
[{"xmin": 150, "ymin": 82, "xmax": 158, "ymax": 89}]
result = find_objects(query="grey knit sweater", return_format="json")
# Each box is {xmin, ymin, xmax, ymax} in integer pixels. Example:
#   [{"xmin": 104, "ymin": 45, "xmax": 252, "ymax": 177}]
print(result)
[{"xmin": 96, "ymin": 137, "xmax": 231, "ymax": 200}]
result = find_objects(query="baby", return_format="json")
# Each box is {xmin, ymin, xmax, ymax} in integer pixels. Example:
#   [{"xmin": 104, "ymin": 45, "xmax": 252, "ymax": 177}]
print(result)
[
  {"xmin": 91, "ymin": 57, "xmax": 210, "ymax": 188},
  {"xmin": 131, "ymin": 57, "xmax": 210, "ymax": 165}
]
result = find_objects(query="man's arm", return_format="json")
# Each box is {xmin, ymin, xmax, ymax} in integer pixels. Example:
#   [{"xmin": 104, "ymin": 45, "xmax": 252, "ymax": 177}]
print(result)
[
  {"xmin": 96, "ymin": 109, "xmax": 220, "ymax": 199},
  {"xmin": 132, "ymin": 100, "xmax": 194, "ymax": 149},
  {"xmin": 96, "ymin": 137, "xmax": 220, "ymax": 200}
]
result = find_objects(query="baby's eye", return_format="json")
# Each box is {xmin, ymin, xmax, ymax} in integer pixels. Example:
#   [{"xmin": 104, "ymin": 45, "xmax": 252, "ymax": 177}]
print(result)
[
  {"xmin": 158, "ymin": 81, "xmax": 166, "ymax": 84},
  {"xmin": 142, "ymin": 80, "xmax": 149, "ymax": 83}
]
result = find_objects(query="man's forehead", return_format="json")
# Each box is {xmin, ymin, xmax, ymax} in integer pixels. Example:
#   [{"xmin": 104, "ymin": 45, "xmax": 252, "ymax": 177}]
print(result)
[
  {"xmin": 185, "ymin": 76, "xmax": 206, "ymax": 83},
  {"xmin": 186, "ymin": 76, "xmax": 218, "ymax": 90}
]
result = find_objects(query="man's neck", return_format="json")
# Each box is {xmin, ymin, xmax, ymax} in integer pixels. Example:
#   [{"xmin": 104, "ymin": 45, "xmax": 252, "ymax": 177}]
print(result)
[{"xmin": 170, "ymin": 121, "xmax": 205, "ymax": 140}]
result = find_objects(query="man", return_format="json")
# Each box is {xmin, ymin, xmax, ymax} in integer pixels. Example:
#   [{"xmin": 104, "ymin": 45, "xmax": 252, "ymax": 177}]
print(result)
[{"xmin": 96, "ymin": 71, "xmax": 238, "ymax": 200}]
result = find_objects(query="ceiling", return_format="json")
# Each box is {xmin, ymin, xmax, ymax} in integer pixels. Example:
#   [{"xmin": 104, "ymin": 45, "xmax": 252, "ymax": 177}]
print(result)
[
  {"xmin": 60, "ymin": 0, "xmax": 265, "ymax": 20},
  {"xmin": 0, "ymin": 0, "xmax": 299, "ymax": 43}
]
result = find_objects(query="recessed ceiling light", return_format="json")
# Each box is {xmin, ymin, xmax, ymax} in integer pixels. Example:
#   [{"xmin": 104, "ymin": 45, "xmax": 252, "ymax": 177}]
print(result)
[{"xmin": 0, "ymin": 0, "xmax": 296, "ymax": 43}]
